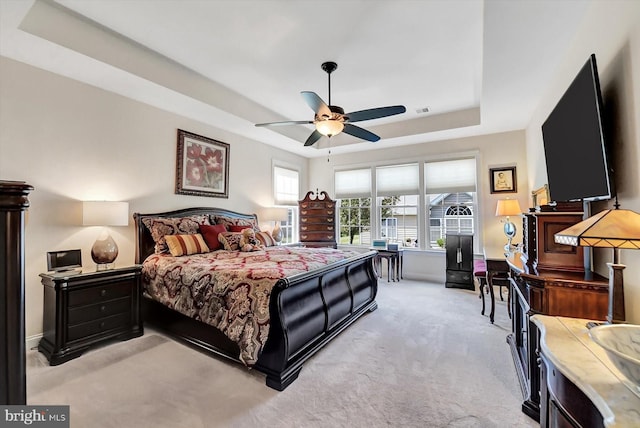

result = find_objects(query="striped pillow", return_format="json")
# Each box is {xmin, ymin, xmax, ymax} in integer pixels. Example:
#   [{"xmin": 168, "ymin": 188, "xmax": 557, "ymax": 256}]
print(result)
[
  {"xmin": 164, "ymin": 234, "xmax": 210, "ymax": 256},
  {"xmin": 256, "ymin": 231, "xmax": 276, "ymax": 247}
]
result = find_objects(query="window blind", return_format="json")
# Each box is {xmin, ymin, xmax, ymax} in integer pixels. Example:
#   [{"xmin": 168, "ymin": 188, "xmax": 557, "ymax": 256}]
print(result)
[
  {"xmin": 376, "ymin": 163, "xmax": 419, "ymax": 196},
  {"xmin": 274, "ymin": 166, "xmax": 299, "ymax": 205},
  {"xmin": 335, "ymin": 169, "xmax": 371, "ymax": 199},
  {"xmin": 425, "ymin": 158, "xmax": 476, "ymax": 194}
]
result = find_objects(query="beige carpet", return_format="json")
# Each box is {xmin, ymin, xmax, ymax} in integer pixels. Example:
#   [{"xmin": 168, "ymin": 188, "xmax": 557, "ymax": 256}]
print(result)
[{"xmin": 27, "ymin": 279, "xmax": 538, "ymax": 428}]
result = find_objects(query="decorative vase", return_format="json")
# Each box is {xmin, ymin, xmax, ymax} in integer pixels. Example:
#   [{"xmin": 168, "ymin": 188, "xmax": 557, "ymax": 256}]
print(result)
[{"xmin": 91, "ymin": 230, "xmax": 118, "ymax": 269}]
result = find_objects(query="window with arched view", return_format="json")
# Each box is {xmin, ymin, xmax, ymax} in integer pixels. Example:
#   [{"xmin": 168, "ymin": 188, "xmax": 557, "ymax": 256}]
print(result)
[{"xmin": 428, "ymin": 193, "xmax": 475, "ymax": 249}]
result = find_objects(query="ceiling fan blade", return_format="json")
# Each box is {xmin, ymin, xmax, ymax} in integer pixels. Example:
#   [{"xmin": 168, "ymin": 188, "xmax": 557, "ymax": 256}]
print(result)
[
  {"xmin": 301, "ymin": 91, "xmax": 332, "ymax": 118},
  {"xmin": 304, "ymin": 130, "xmax": 323, "ymax": 146},
  {"xmin": 345, "ymin": 105, "xmax": 406, "ymax": 123},
  {"xmin": 343, "ymin": 123, "xmax": 380, "ymax": 142},
  {"xmin": 255, "ymin": 120, "xmax": 313, "ymax": 127}
]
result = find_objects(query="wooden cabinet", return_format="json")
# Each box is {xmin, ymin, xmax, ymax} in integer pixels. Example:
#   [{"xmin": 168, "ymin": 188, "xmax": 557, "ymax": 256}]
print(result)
[
  {"xmin": 506, "ymin": 254, "xmax": 608, "ymax": 422},
  {"xmin": 445, "ymin": 233, "xmax": 474, "ymax": 289},
  {"xmin": 521, "ymin": 212, "xmax": 585, "ymax": 272},
  {"xmin": 298, "ymin": 190, "xmax": 337, "ymax": 248},
  {"xmin": 38, "ymin": 266, "xmax": 143, "ymax": 365},
  {"xmin": 0, "ymin": 180, "xmax": 32, "ymax": 405}
]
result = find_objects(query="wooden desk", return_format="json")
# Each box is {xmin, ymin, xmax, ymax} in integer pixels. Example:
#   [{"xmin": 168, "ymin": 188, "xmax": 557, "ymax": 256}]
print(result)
[
  {"xmin": 371, "ymin": 247, "xmax": 404, "ymax": 282},
  {"xmin": 482, "ymin": 248, "xmax": 510, "ymax": 323}
]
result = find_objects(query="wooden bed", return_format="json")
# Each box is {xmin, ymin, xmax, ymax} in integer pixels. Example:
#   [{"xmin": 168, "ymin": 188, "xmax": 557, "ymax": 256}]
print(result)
[{"xmin": 133, "ymin": 207, "xmax": 378, "ymax": 390}]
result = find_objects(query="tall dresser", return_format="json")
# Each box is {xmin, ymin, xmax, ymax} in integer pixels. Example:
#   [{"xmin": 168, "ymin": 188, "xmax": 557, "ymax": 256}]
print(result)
[
  {"xmin": 0, "ymin": 180, "xmax": 33, "ymax": 405},
  {"xmin": 298, "ymin": 190, "xmax": 337, "ymax": 248}
]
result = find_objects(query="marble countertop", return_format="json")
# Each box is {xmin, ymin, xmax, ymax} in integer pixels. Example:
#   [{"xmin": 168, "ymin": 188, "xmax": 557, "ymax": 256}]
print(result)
[{"xmin": 532, "ymin": 315, "xmax": 640, "ymax": 427}]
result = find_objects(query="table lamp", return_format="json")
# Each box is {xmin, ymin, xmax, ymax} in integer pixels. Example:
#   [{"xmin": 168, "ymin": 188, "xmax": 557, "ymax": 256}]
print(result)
[
  {"xmin": 260, "ymin": 207, "xmax": 289, "ymax": 243},
  {"xmin": 83, "ymin": 201, "xmax": 129, "ymax": 270},
  {"xmin": 496, "ymin": 199, "xmax": 522, "ymax": 252},
  {"xmin": 555, "ymin": 205, "xmax": 640, "ymax": 324}
]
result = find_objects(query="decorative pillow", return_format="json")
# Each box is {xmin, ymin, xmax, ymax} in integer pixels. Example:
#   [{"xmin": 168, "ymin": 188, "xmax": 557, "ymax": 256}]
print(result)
[
  {"xmin": 256, "ymin": 231, "xmax": 276, "ymax": 247},
  {"xmin": 218, "ymin": 232, "xmax": 243, "ymax": 251},
  {"xmin": 164, "ymin": 234, "xmax": 209, "ymax": 257},
  {"xmin": 142, "ymin": 215, "xmax": 210, "ymax": 253},
  {"xmin": 213, "ymin": 215, "xmax": 260, "ymax": 232},
  {"xmin": 199, "ymin": 224, "xmax": 227, "ymax": 251},
  {"xmin": 239, "ymin": 228, "xmax": 264, "ymax": 252},
  {"xmin": 228, "ymin": 224, "xmax": 253, "ymax": 232}
]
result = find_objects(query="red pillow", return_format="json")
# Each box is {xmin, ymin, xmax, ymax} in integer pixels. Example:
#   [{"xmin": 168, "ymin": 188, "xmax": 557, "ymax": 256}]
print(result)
[
  {"xmin": 199, "ymin": 224, "xmax": 227, "ymax": 251},
  {"xmin": 228, "ymin": 225, "xmax": 252, "ymax": 232}
]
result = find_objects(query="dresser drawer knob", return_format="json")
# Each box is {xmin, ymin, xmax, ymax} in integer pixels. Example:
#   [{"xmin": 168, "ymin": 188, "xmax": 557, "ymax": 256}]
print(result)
[
  {"xmin": 99, "ymin": 321, "xmax": 105, "ymax": 329},
  {"xmin": 100, "ymin": 289, "xmax": 107, "ymax": 297},
  {"xmin": 100, "ymin": 305, "xmax": 106, "ymax": 313}
]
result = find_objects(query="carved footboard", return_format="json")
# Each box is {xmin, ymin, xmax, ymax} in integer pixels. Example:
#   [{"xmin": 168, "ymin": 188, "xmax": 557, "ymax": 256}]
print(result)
[{"xmin": 256, "ymin": 250, "xmax": 378, "ymax": 390}]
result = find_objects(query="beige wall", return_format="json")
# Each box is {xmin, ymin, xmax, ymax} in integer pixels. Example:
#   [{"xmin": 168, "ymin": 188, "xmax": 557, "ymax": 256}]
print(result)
[
  {"xmin": 308, "ymin": 130, "xmax": 528, "ymax": 282},
  {"xmin": 525, "ymin": 1, "xmax": 640, "ymax": 323},
  {"xmin": 0, "ymin": 57, "xmax": 308, "ymax": 338}
]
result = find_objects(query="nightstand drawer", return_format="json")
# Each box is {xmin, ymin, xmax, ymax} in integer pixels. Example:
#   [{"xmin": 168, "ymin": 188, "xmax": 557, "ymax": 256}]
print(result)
[
  {"xmin": 68, "ymin": 280, "xmax": 132, "ymax": 307},
  {"xmin": 67, "ymin": 313, "xmax": 130, "ymax": 342},
  {"xmin": 68, "ymin": 297, "xmax": 130, "ymax": 325}
]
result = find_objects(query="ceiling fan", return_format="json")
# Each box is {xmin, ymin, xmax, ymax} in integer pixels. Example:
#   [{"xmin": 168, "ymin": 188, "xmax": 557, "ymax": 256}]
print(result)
[{"xmin": 255, "ymin": 61, "xmax": 406, "ymax": 147}]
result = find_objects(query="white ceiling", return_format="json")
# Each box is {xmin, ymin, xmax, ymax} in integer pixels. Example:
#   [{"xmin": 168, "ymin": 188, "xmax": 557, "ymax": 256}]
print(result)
[{"xmin": 0, "ymin": 0, "xmax": 591, "ymax": 158}]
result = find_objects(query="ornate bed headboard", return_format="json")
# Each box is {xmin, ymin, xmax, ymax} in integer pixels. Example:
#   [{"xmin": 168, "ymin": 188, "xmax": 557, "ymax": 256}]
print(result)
[{"xmin": 133, "ymin": 207, "xmax": 259, "ymax": 264}]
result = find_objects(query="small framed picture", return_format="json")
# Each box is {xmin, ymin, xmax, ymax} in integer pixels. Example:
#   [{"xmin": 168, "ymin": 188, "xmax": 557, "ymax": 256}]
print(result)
[
  {"xmin": 489, "ymin": 166, "xmax": 517, "ymax": 194},
  {"xmin": 175, "ymin": 129, "xmax": 230, "ymax": 198},
  {"xmin": 532, "ymin": 184, "xmax": 550, "ymax": 207}
]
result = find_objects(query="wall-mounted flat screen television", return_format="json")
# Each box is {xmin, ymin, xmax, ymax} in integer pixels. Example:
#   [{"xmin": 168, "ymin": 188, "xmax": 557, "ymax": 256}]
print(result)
[{"xmin": 542, "ymin": 54, "xmax": 613, "ymax": 203}]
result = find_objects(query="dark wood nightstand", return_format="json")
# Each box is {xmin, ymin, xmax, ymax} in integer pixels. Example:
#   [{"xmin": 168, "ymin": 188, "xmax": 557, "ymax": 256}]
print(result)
[{"xmin": 38, "ymin": 265, "xmax": 143, "ymax": 365}]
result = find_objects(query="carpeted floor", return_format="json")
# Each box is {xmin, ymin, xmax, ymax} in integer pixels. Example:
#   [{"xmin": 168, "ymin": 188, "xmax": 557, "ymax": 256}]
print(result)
[{"xmin": 27, "ymin": 279, "xmax": 538, "ymax": 428}]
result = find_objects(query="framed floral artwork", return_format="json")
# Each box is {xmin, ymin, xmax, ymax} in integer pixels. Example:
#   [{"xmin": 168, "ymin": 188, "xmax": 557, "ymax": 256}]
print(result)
[
  {"xmin": 489, "ymin": 166, "xmax": 517, "ymax": 194},
  {"xmin": 175, "ymin": 129, "xmax": 229, "ymax": 198}
]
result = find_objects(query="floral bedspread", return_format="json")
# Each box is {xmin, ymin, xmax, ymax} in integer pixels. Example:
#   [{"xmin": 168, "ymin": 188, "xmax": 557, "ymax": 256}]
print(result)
[{"xmin": 142, "ymin": 246, "xmax": 359, "ymax": 366}]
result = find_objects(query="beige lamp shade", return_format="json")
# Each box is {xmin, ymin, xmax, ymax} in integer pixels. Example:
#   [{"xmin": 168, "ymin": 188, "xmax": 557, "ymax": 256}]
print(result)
[
  {"xmin": 495, "ymin": 199, "xmax": 522, "ymax": 217},
  {"xmin": 83, "ymin": 201, "xmax": 129, "ymax": 226},
  {"xmin": 554, "ymin": 208, "xmax": 640, "ymax": 249},
  {"xmin": 260, "ymin": 207, "xmax": 289, "ymax": 222}
]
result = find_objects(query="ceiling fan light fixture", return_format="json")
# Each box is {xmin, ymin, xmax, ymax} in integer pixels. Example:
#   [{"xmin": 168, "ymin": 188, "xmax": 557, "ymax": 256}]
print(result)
[{"xmin": 315, "ymin": 119, "xmax": 344, "ymax": 137}]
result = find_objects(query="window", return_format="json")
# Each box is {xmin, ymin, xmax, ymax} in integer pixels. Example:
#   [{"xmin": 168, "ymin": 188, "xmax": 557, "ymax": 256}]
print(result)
[
  {"xmin": 376, "ymin": 164, "xmax": 419, "ymax": 247},
  {"xmin": 273, "ymin": 166, "xmax": 299, "ymax": 244},
  {"xmin": 273, "ymin": 166, "xmax": 299, "ymax": 205},
  {"xmin": 335, "ymin": 169, "xmax": 372, "ymax": 246},
  {"xmin": 334, "ymin": 157, "xmax": 478, "ymax": 251},
  {"xmin": 425, "ymin": 158, "xmax": 477, "ymax": 249}
]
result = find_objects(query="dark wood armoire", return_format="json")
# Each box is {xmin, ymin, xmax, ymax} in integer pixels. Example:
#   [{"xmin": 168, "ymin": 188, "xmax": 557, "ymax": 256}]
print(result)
[
  {"xmin": 445, "ymin": 233, "xmax": 474, "ymax": 289},
  {"xmin": 1, "ymin": 180, "xmax": 33, "ymax": 405}
]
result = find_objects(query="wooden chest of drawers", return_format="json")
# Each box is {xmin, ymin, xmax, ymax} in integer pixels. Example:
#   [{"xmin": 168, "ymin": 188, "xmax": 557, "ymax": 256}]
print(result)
[
  {"xmin": 38, "ymin": 265, "xmax": 143, "ymax": 365},
  {"xmin": 299, "ymin": 190, "xmax": 337, "ymax": 248}
]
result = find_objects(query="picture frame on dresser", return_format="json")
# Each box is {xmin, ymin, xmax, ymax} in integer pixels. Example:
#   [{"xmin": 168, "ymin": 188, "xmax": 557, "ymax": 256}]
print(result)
[
  {"xmin": 531, "ymin": 184, "xmax": 550, "ymax": 208},
  {"xmin": 489, "ymin": 166, "xmax": 517, "ymax": 194},
  {"xmin": 175, "ymin": 129, "xmax": 230, "ymax": 198}
]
